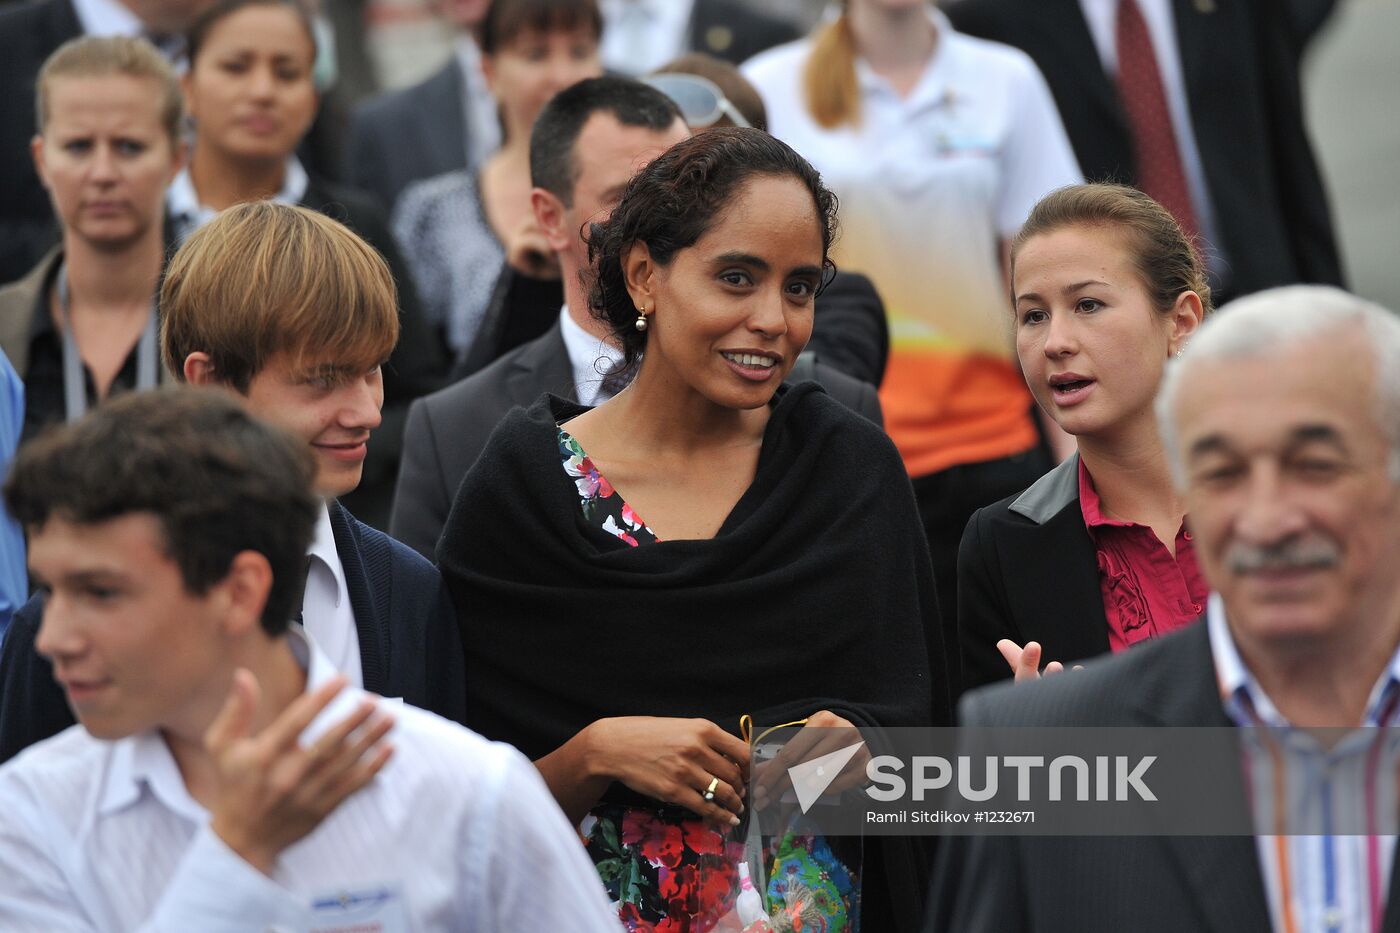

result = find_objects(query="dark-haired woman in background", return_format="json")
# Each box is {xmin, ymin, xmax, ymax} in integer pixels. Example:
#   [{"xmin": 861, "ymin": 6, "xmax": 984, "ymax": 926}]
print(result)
[
  {"xmin": 438, "ymin": 127, "xmax": 947, "ymax": 931},
  {"xmin": 958, "ymin": 184, "xmax": 1209, "ymax": 694},
  {"xmin": 392, "ymin": 0, "xmax": 602, "ymax": 361}
]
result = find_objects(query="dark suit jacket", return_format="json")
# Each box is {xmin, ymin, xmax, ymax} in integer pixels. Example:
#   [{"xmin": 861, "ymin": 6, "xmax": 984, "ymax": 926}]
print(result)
[
  {"xmin": 807, "ymin": 271, "xmax": 888, "ymax": 388},
  {"xmin": 957, "ymin": 453, "xmax": 1108, "ymax": 696},
  {"xmin": 345, "ymin": 60, "xmax": 470, "ymax": 212},
  {"xmin": 926, "ymin": 623, "xmax": 1400, "ymax": 933},
  {"xmin": 0, "ymin": 501, "xmax": 467, "ymax": 764},
  {"xmin": 0, "ymin": 0, "xmax": 79, "ymax": 286},
  {"xmin": 687, "ymin": 0, "xmax": 801, "ymax": 65},
  {"xmin": 946, "ymin": 0, "xmax": 1344, "ymax": 296},
  {"xmin": 390, "ymin": 321, "xmax": 885, "ymax": 560}
]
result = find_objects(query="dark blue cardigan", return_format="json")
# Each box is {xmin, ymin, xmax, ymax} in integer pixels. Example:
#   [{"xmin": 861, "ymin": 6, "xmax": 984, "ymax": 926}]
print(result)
[{"xmin": 0, "ymin": 501, "xmax": 466, "ymax": 763}]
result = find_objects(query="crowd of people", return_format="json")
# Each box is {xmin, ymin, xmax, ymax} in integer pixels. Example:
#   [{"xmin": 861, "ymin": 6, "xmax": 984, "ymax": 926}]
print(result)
[{"xmin": 0, "ymin": 0, "xmax": 1382, "ymax": 931}]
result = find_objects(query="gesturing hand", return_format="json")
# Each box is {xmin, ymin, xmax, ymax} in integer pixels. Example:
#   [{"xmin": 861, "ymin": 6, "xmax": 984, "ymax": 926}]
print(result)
[
  {"xmin": 505, "ymin": 218, "xmax": 560, "ymax": 279},
  {"xmin": 204, "ymin": 670, "xmax": 395, "ymax": 875},
  {"xmin": 587, "ymin": 717, "xmax": 751, "ymax": 825},
  {"xmin": 997, "ymin": 640, "xmax": 1082, "ymax": 682}
]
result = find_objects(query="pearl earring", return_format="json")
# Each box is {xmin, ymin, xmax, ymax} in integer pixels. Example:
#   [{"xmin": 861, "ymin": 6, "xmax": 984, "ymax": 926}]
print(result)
[{"xmin": 635, "ymin": 307, "xmax": 648, "ymax": 332}]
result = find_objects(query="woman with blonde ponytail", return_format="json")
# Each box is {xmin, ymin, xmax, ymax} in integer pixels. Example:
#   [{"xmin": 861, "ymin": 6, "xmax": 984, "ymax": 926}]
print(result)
[{"xmin": 743, "ymin": 0, "xmax": 1082, "ymax": 685}]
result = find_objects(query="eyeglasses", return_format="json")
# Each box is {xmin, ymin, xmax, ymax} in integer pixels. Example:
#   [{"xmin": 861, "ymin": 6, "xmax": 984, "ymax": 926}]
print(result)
[{"xmin": 642, "ymin": 73, "xmax": 752, "ymax": 130}]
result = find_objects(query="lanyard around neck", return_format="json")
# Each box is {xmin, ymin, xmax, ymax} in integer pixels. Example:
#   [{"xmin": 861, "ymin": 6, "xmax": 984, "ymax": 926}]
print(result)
[{"xmin": 55, "ymin": 262, "xmax": 160, "ymax": 423}]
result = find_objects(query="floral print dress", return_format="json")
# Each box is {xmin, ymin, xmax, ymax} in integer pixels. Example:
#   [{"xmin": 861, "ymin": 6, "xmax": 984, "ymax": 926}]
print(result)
[{"xmin": 559, "ymin": 428, "xmax": 860, "ymax": 932}]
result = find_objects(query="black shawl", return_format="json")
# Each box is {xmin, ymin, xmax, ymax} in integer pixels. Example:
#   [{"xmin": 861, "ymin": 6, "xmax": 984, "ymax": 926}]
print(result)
[
  {"xmin": 439, "ymin": 383, "xmax": 949, "ymax": 930},
  {"xmin": 439, "ymin": 382, "xmax": 948, "ymax": 758}
]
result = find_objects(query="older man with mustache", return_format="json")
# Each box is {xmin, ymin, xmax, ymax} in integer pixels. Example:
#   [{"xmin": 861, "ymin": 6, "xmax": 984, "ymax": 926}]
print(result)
[{"xmin": 929, "ymin": 285, "xmax": 1400, "ymax": 933}]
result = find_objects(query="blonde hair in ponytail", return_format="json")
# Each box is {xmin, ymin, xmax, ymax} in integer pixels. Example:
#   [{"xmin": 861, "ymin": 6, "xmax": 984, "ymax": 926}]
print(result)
[{"xmin": 803, "ymin": 11, "xmax": 861, "ymax": 129}]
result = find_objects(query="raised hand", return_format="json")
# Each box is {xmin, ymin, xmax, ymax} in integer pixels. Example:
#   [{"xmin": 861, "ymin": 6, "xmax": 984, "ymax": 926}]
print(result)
[
  {"xmin": 505, "ymin": 217, "xmax": 560, "ymax": 279},
  {"xmin": 204, "ymin": 669, "xmax": 394, "ymax": 874},
  {"xmin": 997, "ymin": 639, "xmax": 1081, "ymax": 681}
]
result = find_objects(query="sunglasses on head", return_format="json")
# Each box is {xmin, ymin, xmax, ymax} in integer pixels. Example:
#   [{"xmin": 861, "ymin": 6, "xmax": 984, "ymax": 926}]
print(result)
[{"xmin": 642, "ymin": 73, "xmax": 752, "ymax": 130}]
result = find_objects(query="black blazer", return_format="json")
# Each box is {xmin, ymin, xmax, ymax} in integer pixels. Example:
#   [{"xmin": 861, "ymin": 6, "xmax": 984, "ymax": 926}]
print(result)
[
  {"xmin": 345, "ymin": 60, "xmax": 470, "ymax": 212},
  {"xmin": 390, "ymin": 321, "xmax": 885, "ymax": 560},
  {"xmin": 927, "ymin": 622, "xmax": 1400, "ymax": 933},
  {"xmin": 0, "ymin": 0, "xmax": 80, "ymax": 286},
  {"xmin": 958, "ymin": 453, "xmax": 1108, "ymax": 696},
  {"xmin": 946, "ymin": 0, "xmax": 1344, "ymax": 296},
  {"xmin": 687, "ymin": 0, "xmax": 801, "ymax": 65},
  {"xmin": 0, "ymin": 501, "xmax": 468, "ymax": 764}
]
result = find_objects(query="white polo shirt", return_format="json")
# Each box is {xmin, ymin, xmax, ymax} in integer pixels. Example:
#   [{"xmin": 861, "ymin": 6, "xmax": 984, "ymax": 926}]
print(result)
[{"xmin": 743, "ymin": 9, "xmax": 1082, "ymax": 477}]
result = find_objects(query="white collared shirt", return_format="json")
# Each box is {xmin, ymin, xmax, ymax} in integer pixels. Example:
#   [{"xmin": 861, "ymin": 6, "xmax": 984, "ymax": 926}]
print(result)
[
  {"xmin": 598, "ymin": 0, "xmax": 696, "ymax": 75},
  {"xmin": 302, "ymin": 503, "xmax": 361, "ymax": 688},
  {"xmin": 1077, "ymin": 0, "xmax": 1226, "ymax": 279},
  {"xmin": 453, "ymin": 36, "xmax": 503, "ymax": 169},
  {"xmin": 71, "ymin": 0, "xmax": 141, "ymax": 38},
  {"xmin": 167, "ymin": 157, "xmax": 311, "ymax": 244},
  {"xmin": 1207, "ymin": 595, "xmax": 1400, "ymax": 933},
  {"xmin": 559, "ymin": 305, "xmax": 626, "ymax": 406},
  {"xmin": 0, "ymin": 629, "xmax": 620, "ymax": 932}
]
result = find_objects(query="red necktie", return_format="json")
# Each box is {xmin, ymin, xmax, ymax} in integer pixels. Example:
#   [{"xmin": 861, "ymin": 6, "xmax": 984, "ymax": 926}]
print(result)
[{"xmin": 1115, "ymin": 0, "xmax": 1199, "ymax": 239}]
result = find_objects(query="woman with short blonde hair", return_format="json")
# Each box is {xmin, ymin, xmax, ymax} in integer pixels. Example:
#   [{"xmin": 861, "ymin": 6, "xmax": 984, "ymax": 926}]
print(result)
[{"xmin": 0, "ymin": 35, "xmax": 185, "ymax": 441}]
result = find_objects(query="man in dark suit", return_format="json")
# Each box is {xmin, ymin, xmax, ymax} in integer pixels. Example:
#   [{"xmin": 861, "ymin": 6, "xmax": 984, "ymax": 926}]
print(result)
[
  {"xmin": 0, "ymin": 202, "xmax": 467, "ymax": 763},
  {"xmin": 0, "ymin": 0, "xmax": 207, "ymax": 285},
  {"xmin": 343, "ymin": 0, "xmax": 494, "ymax": 210},
  {"xmin": 945, "ymin": 0, "xmax": 1344, "ymax": 299},
  {"xmin": 928, "ymin": 286, "xmax": 1400, "ymax": 931},
  {"xmin": 390, "ymin": 76, "xmax": 885, "ymax": 560}
]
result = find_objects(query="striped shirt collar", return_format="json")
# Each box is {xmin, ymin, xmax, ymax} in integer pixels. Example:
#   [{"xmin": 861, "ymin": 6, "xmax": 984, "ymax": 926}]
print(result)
[{"xmin": 1208, "ymin": 593, "xmax": 1400, "ymax": 728}]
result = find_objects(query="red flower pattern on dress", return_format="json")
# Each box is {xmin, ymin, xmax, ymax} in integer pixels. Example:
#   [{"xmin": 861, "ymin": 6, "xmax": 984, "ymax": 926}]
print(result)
[{"xmin": 623, "ymin": 809, "xmax": 685, "ymax": 869}]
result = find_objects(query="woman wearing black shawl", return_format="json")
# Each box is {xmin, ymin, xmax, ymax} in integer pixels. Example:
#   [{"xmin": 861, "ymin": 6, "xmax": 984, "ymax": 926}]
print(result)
[{"xmin": 438, "ymin": 128, "xmax": 949, "ymax": 931}]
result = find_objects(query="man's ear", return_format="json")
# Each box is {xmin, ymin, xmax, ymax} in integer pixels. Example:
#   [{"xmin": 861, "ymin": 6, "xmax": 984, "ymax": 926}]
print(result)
[
  {"xmin": 217, "ymin": 550, "xmax": 274, "ymax": 639},
  {"xmin": 183, "ymin": 352, "xmax": 218, "ymax": 386},
  {"xmin": 622, "ymin": 241, "xmax": 657, "ymax": 313},
  {"xmin": 531, "ymin": 187, "xmax": 571, "ymax": 253}
]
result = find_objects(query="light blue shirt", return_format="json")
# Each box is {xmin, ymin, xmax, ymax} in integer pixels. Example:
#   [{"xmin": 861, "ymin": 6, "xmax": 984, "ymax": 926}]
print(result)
[
  {"xmin": 0, "ymin": 352, "xmax": 27, "ymax": 641},
  {"xmin": 1208, "ymin": 595, "xmax": 1400, "ymax": 933}
]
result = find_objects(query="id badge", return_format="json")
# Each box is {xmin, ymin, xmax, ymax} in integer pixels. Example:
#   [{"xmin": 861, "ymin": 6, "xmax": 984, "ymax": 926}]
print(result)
[{"xmin": 309, "ymin": 884, "xmax": 410, "ymax": 933}]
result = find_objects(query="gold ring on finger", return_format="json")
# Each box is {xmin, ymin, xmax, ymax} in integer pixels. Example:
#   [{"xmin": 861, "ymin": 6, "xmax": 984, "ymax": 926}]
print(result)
[{"xmin": 702, "ymin": 775, "xmax": 719, "ymax": 802}]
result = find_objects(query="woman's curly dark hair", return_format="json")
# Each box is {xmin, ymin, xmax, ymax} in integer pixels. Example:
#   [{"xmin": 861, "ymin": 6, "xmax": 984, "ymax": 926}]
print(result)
[{"xmin": 588, "ymin": 127, "xmax": 839, "ymax": 368}]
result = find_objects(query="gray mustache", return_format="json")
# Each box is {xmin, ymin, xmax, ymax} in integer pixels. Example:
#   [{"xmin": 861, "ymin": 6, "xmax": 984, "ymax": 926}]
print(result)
[{"xmin": 1227, "ymin": 537, "xmax": 1340, "ymax": 574}]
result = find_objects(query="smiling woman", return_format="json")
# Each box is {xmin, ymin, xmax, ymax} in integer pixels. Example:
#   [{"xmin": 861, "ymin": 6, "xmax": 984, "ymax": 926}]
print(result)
[{"xmin": 436, "ymin": 127, "xmax": 950, "ymax": 931}]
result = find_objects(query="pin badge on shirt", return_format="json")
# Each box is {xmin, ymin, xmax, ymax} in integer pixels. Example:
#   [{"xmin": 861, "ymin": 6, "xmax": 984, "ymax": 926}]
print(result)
[{"xmin": 310, "ymin": 885, "xmax": 409, "ymax": 933}]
